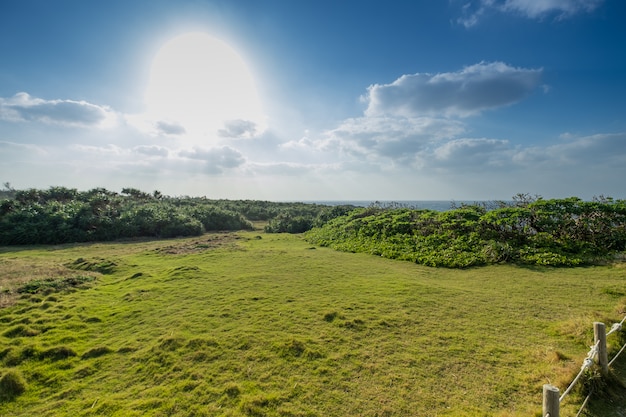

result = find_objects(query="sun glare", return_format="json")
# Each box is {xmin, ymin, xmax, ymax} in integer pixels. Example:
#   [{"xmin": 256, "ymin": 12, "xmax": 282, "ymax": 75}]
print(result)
[{"xmin": 144, "ymin": 32, "xmax": 266, "ymax": 140}]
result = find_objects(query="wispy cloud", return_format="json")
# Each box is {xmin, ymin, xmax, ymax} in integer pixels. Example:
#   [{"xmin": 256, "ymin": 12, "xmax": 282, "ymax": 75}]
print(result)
[
  {"xmin": 155, "ymin": 121, "xmax": 186, "ymax": 136},
  {"xmin": 71, "ymin": 144, "xmax": 126, "ymax": 156},
  {"xmin": 501, "ymin": 0, "xmax": 604, "ymax": 19},
  {"xmin": 514, "ymin": 132, "xmax": 626, "ymax": 167},
  {"xmin": 179, "ymin": 146, "xmax": 246, "ymax": 174},
  {"xmin": 457, "ymin": 0, "xmax": 604, "ymax": 27},
  {"xmin": 0, "ymin": 140, "xmax": 47, "ymax": 155},
  {"xmin": 322, "ymin": 116, "xmax": 465, "ymax": 163},
  {"xmin": 0, "ymin": 92, "xmax": 117, "ymax": 128},
  {"xmin": 432, "ymin": 137, "xmax": 511, "ymax": 168},
  {"xmin": 218, "ymin": 119, "xmax": 258, "ymax": 139},
  {"xmin": 364, "ymin": 62, "xmax": 542, "ymax": 118},
  {"xmin": 133, "ymin": 145, "xmax": 170, "ymax": 157}
]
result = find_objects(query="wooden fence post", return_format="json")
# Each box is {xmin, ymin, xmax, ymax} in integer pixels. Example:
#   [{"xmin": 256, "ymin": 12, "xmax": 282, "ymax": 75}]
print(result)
[
  {"xmin": 543, "ymin": 384, "xmax": 559, "ymax": 417},
  {"xmin": 594, "ymin": 322, "xmax": 609, "ymax": 376}
]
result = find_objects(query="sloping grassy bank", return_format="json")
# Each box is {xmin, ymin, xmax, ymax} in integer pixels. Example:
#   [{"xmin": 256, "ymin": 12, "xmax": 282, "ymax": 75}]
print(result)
[{"xmin": 1, "ymin": 232, "xmax": 625, "ymax": 416}]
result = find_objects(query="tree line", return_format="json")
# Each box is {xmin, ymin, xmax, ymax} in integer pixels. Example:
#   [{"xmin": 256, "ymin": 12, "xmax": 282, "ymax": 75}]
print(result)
[
  {"xmin": 0, "ymin": 185, "xmax": 346, "ymax": 245},
  {"xmin": 304, "ymin": 195, "xmax": 626, "ymax": 267}
]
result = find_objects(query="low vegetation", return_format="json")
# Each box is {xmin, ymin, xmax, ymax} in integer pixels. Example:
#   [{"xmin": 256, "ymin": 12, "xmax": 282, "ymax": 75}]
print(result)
[
  {"xmin": 1, "ymin": 232, "xmax": 625, "ymax": 416},
  {"xmin": 0, "ymin": 185, "xmax": 346, "ymax": 245},
  {"xmin": 305, "ymin": 195, "xmax": 626, "ymax": 267},
  {"xmin": 4, "ymin": 186, "xmax": 626, "ymax": 270}
]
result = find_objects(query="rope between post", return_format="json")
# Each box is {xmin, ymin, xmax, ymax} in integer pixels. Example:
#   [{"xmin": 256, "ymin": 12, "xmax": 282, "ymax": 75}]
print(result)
[
  {"xmin": 608, "ymin": 341, "xmax": 626, "ymax": 367},
  {"xmin": 560, "ymin": 367, "xmax": 587, "ymax": 402},
  {"xmin": 574, "ymin": 391, "xmax": 592, "ymax": 417},
  {"xmin": 559, "ymin": 342, "xmax": 599, "ymax": 402},
  {"xmin": 606, "ymin": 322, "xmax": 622, "ymax": 337},
  {"xmin": 606, "ymin": 315, "xmax": 626, "ymax": 367},
  {"xmin": 544, "ymin": 317, "xmax": 624, "ymax": 415}
]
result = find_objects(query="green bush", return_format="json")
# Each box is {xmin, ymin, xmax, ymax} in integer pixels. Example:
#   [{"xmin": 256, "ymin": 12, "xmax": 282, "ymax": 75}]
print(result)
[
  {"xmin": 0, "ymin": 187, "xmax": 270, "ymax": 244},
  {"xmin": 265, "ymin": 213, "xmax": 313, "ymax": 233}
]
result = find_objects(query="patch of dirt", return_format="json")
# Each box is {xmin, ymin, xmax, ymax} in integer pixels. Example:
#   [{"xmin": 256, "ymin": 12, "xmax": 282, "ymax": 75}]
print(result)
[
  {"xmin": 154, "ymin": 233, "xmax": 241, "ymax": 255},
  {"xmin": 1, "ymin": 258, "xmax": 97, "ymax": 308}
]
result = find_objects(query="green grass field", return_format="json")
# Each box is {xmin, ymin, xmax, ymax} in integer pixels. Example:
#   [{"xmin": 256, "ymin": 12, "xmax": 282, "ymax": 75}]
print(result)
[{"xmin": 1, "ymin": 231, "xmax": 625, "ymax": 416}]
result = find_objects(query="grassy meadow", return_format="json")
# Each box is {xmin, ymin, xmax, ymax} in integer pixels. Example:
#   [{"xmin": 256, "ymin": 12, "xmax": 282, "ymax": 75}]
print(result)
[{"xmin": 1, "ymin": 231, "xmax": 625, "ymax": 416}]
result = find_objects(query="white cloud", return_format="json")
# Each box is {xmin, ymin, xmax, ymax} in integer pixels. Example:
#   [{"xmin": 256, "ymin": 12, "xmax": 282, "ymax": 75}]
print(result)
[
  {"xmin": 457, "ymin": 2, "xmax": 486, "ymax": 28},
  {"xmin": 133, "ymin": 145, "xmax": 170, "ymax": 157},
  {"xmin": 312, "ymin": 62, "xmax": 539, "ymax": 168},
  {"xmin": 458, "ymin": 0, "xmax": 604, "ymax": 27},
  {"xmin": 501, "ymin": 0, "xmax": 604, "ymax": 19},
  {"xmin": 0, "ymin": 92, "xmax": 117, "ymax": 128},
  {"xmin": 423, "ymin": 132, "xmax": 626, "ymax": 175},
  {"xmin": 365, "ymin": 62, "xmax": 542, "ymax": 118},
  {"xmin": 309, "ymin": 60, "xmax": 624, "ymax": 197},
  {"xmin": 179, "ymin": 146, "xmax": 246, "ymax": 174},
  {"xmin": 155, "ymin": 121, "xmax": 186, "ymax": 136},
  {"xmin": 324, "ymin": 116, "xmax": 465, "ymax": 162},
  {"xmin": 0, "ymin": 140, "xmax": 47, "ymax": 155},
  {"xmin": 71, "ymin": 144, "xmax": 126, "ymax": 156},
  {"xmin": 218, "ymin": 119, "xmax": 258, "ymax": 139},
  {"xmin": 123, "ymin": 114, "xmax": 188, "ymax": 138},
  {"xmin": 532, "ymin": 132, "xmax": 626, "ymax": 166},
  {"xmin": 432, "ymin": 137, "xmax": 511, "ymax": 168},
  {"xmin": 249, "ymin": 161, "xmax": 326, "ymax": 176},
  {"xmin": 279, "ymin": 134, "xmax": 316, "ymax": 151}
]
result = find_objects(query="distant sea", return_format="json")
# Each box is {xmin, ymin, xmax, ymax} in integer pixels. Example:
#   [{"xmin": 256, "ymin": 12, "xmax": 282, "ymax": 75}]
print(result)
[{"xmin": 306, "ymin": 200, "xmax": 505, "ymax": 212}]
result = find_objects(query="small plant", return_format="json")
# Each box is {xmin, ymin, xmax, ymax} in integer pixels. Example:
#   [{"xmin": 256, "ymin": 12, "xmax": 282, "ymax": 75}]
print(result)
[
  {"xmin": 223, "ymin": 382, "xmax": 241, "ymax": 398},
  {"xmin": 81, "ymin": 346, "xmax": 114, "ymax": 359},
  {"xmin": 0, "ymin": 370, "xmax": 27, "ymax": 401},
  {"xmin": 278, "ymin": 338, "xmax": 307, "ymax": 358},
  {"xmin": 323, "ymin": 311, "xmax": 339, "ymax": 322},
  {"xmin": 17, "ymin": 275, "xmax": 95, "ymax": 294}
]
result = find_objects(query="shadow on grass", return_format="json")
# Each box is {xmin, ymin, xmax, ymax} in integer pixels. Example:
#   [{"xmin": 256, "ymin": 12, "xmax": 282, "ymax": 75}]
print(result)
[{"xmin": 583, "ymin": 350, "xmax": 626, "ymax": 416}]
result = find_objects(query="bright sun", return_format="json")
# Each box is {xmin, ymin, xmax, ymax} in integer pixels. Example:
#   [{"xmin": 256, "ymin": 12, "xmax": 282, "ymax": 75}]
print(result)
[{"xmin": 144, "ymin": 32, "xmax": 266, "ymax": 139}]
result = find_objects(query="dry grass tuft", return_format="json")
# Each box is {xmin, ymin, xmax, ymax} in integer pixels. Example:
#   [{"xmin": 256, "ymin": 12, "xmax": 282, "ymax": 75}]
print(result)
[{"xmin": 0, "ymin": 258, "xmax": 98, "ymax": 308}]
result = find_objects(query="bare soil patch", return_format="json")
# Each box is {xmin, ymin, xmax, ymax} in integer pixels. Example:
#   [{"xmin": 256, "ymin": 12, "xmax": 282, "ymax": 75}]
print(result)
[
  {"xmin": 0, "ymin": 258, "xmax": 98, "ymax": 308},
  {"xmin": 153, "ymin": 232, "xmax": 242, "ymax": 255}
]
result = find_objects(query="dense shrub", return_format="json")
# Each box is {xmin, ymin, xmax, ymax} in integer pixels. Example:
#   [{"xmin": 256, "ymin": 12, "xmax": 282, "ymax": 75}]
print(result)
[
  {"xmin": 265, "ymin": 205, "xmax": 357, "ymax": 234},
  {"xmin": 305, "ymin": 197, "xmax": 626, "ymax": 268},
  {"xmin": 0, "ymin": 187, "xmax": 259, "ymax": 244},
  {"xmin": 0, "ymin": 186, "xmax": 350, "ymax": 244},
  {"xmin": 265, "ymin": 213, "xmax": 313, "ymax": 233}
]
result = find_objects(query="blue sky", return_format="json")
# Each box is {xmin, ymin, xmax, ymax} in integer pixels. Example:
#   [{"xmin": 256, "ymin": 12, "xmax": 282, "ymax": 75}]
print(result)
[{"xmin": 1, "ymin": 0, "xmax": 625, "ymax": 200}]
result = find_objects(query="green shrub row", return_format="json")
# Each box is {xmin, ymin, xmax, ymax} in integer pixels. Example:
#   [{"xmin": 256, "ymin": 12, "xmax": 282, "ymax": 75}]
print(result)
[
  {"xmin": 0, "ymin": 186, "xmax": 356, "ymax": 244},
  {"xmin": 304, "ymin": 197, "xmax": 626, "ymax": 267},
  {"xmin": 0, "ymin": 187, "xmax": 255, "ymax": 244}
]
